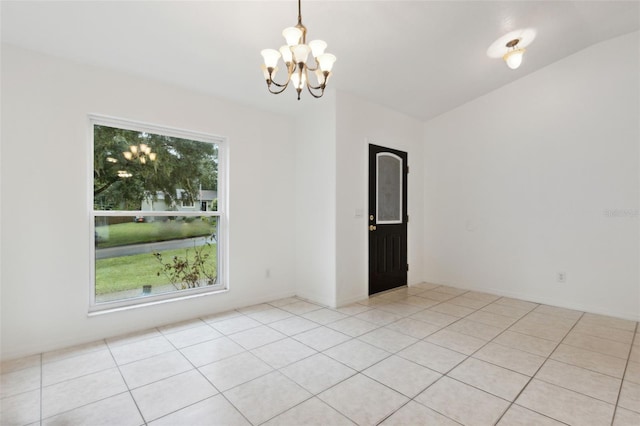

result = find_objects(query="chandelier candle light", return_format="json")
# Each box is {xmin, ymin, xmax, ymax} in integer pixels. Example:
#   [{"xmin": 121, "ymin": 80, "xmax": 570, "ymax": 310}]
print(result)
[
  {"xmin": 123, "ymin": 143, "xmax": 157, "ymax": 164},
  {"xmin": 260, "ymin": 0, "xmax": 336, "ymax": 100},
  {"xmin": 109, "ymin": 143, "xmax": 156, "ymax": 179}
]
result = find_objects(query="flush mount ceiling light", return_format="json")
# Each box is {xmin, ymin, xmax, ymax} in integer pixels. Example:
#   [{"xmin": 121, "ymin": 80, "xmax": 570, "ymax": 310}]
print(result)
[
  {"xmin": 260, "ymin": 0, "xmax": 336, "ymax": 100},
  {"xmin": 487, "ymin": 28, "xmax": 536, "ymax": 71},
  {"xmin": 503, "ymin": 38, "xmax": 526, "ymax": 69}
]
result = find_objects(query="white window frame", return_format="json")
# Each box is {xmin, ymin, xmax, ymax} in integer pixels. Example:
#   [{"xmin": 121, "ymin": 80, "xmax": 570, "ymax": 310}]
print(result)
[{"xmin": 88, "ymin": 114, "xmax": 228, "ymax": 313}]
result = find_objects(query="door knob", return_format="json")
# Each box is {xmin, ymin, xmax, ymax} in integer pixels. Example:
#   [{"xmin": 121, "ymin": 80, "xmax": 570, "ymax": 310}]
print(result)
[{"xmin": 369, "ymin": 225, "xmax": 377, "ymax": 231}]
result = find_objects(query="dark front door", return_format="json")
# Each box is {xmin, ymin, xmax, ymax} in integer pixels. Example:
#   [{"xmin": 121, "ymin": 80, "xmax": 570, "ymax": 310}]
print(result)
[{"xmin": 368, "ymin": 144, "xmax": 408, "ymax": 295}]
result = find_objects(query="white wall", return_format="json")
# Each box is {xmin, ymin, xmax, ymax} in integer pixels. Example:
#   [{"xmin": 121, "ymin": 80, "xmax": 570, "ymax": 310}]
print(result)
[
  {"xmin": 293, "ymin": 90, "xmax": 425, "ymax": 308},
  {"xmin": 335, "ymin": 92, "xmax": 424, "ymax": 305},
  {"xmin": 6, "ymin": 31, "xmax": 635, "ymax": 361},
  {"xmin": 423, "ymin": 31, "xmax": 640, "ymax": 320},
  {"xmin": 1, "ymin": 45, "xmax": 297, "ymax": 359},
  {"xmin": 294, "ymin": 91, "xmax": 337, "ymax": 307}
]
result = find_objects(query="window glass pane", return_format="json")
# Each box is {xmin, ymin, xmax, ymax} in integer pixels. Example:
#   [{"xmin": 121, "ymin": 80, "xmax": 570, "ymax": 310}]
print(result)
[
  {"xmin": 377, "ymin": 154, "xmax": 402, "ymax": 222},
  {"xmin": 94, "ymin": 216, "xmax": 219, "ymax": 303},
  {"xmin": 94, "ymin": 125, "xmax": 218, "ymax": 212}
]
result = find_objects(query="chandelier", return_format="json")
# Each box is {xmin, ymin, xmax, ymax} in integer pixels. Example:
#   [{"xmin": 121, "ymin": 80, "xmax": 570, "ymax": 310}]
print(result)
[
  {"xmin": 123, "ymin": 143, "xmax": 157, "ymax": 164},
  {"xmin": 260, "ymin": 0, "xmax": 336, "ymax": 100}
]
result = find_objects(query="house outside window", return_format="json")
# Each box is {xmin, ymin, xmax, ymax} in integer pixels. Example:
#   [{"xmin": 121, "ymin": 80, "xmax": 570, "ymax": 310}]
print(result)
[{"xmin": 90, "ymin": 115, "xmax": 226, "ymax": 311}]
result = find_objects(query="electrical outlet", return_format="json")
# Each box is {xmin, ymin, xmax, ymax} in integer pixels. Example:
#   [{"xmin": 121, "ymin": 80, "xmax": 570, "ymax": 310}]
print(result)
[{"xmin": 557, "ymin": 272, "xmax": 566, "ymax": 283}]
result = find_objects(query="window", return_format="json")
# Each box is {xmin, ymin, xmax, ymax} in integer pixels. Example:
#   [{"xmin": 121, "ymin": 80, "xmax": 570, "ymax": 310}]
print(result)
[
  {"xmin": 90, "ymin": 115, "xmax": 226, "ymax": 311},
  {"xmin": 178, "ymin": 189, "xmax": 195, "ymax": 208}
]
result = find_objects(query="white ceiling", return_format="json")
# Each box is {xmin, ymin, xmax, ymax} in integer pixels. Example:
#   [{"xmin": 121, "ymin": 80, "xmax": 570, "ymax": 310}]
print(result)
[{"xmin": 2, "ymin": 1, "xmax": 639, "ymax": 121}]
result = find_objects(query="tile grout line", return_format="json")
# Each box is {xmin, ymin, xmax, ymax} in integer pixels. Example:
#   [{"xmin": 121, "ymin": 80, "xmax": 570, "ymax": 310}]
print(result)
[
  {"xmin": 510, "ymin": 322, "xmax": 635, "ymax": 403},
  {"xmin": 40, "ymin": 390, "xmax": 139, "ymax": 424},
  {"xmin": 20, "ymin": 290, "xmax": 495, "ymax": 424},
  {"xmin": 492, "ymin": 311, "xmax": 586, "ymax": 425},
  {"xmin": 255, "ymin": 333, "xmax": 384, "ymax": 426},
  {"xmin": 185, "ymin": 299, "xmax": 382, "ymax": 390},
  {"xmin": 370, "ymin": 288, "xmax": 538, "ymax": 425},
  {"xmin": 559, "ymin": 334, "xmax": 635, "ymax": 361},
  {"xmin": 105, "ymin": 336, "xmax": 150, "ymax": 426},
  {"xmin": 152, "ymin": 335, "xmax": 255, "ymax": 426},
  {"xmin": 255, "ymin": 394, "xmax": 321, "ymax": 426},
  {"xmin": 12, "ymin": 287, "xmax": 636, "ymax": 425},
  {"xmin": 483, "ymin": 323, "xmax": 624, "ymax": 381},
  {"xmin": 532, "ymin": 357, "xmax": 626, "ymax": 389},
  {"xmin": 215, "ymin": 290, "xmax": 441, "ymax": 425},
  {"xmin": 401, "ymin": 291, "xmax": 537, "ymax": 362},
  {"xmin": 39, "ymin": 352, "xmax": 43, "ymax": 426},
  {"xmin": 190, "ymin": 300, "xmax": 364, "ymax": 424},
  {"xmin": 198, "ymin": 298, "xmax": 391, "ymax": 426},
  {"xmin": 313, "ymin": 371, "xmax": 400, "ymax": 426},
  {"xmin": 565, "ymin": 327, "xmax": 637, "ymax": 345},
  {"xmin": 506, "ymin": 403, "xmax": 572, "ymax": 426},
  {"xmin": 495, "ymin": 323, "xmax": 626, "ymax": 364},
  {"xmin": 374, "ymin": 397, "xmax": 465, "ymax": 426},
  {"xmin": 609, "ymin": 321, "xmax": 639, "ymax": 426},
  {"xmin": 421, "ymin": 299, "xmax": 635, "ymax": 423},
  {"xmin": 223, "ymin": 288, "xmax": 553, "ymax": 425},
  {"xmin": 398, "ymin": 294, "xmax": 547, "ymax": 423},
  {"xmin": 404, "ymin": 291, "xmax": 540, "ymax": 425},
  {"xmin": 38, "ymin": 340, "xmax": 142, "ymax": 424},
  {"xmin": 158, "ymin": 291, "xmax": 520, "ymax": 425}
]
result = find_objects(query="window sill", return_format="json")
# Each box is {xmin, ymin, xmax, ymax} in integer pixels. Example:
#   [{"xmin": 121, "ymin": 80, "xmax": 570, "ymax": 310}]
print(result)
[{"xmin": 88, "ymin": 286, "xmax": 228, "ymax": 316}]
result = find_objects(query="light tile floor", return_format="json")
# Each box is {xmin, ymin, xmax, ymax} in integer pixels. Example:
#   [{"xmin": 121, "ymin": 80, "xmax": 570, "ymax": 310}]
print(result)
[{"xmin": 2, "ymin": 283, "xmax": 639, "ymax": 425}]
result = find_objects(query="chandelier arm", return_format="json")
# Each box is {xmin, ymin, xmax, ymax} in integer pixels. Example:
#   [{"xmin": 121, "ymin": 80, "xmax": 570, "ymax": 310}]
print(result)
[
  {"xmin": 269, "ymin": 77, "xmax": 291, "ymax": 88},
  {"xmin": 267, "ymin": 81, "xmax": 290, "ymax": 95},
  {"xmin": 306, "ymin": 83, "xmax": 325, "ymax": 99},
  {"xmin": 305, "ymin": 58, "xmax": 319, "ymax": 72},
  {"xmin": 299, "ymin": 66, "xmax": 315, "ymax": 91},
  {"xmin": 267, "ymin": 72, "xmax": 293, "ymax": 89},
  {"xmin": 303, "ymin": 66, "xmax": 327, "ymax": 91},
  {"xmin": 267, "ymin": 62, "xmax": 296, "ymax": 88},
  {"xmin": 306, "ymin": 80, "xmax": 324, "ymax": 91}
]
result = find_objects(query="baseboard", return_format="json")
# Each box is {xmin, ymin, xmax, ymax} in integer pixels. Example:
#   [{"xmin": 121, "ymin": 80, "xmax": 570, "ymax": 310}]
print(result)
[
  {"xmin": 420, "ymin": 279, "xmax": 640, "ymax": 323},
  {"xmin": 294, "ymin": 290, "xmax": 335, "ymax": 308},
  {"xmin": 335, "ymin": 293, "xmax": 369, "ymax": 308}
]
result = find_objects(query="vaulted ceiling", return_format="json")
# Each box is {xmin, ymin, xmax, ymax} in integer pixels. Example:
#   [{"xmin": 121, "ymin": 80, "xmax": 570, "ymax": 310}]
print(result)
[{"xmin": 2, "ymin": 1, "xmax": 639, "ymax": 121}]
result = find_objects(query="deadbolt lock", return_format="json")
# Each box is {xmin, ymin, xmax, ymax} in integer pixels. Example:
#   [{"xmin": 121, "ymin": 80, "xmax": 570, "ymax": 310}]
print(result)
[
  {"xmin": 369, "ymin": 225, "xmax": 377, "ymax": 231},
  {"xmin": 369, "ymin": 215, "xmax": 374, "ymax": 221}
]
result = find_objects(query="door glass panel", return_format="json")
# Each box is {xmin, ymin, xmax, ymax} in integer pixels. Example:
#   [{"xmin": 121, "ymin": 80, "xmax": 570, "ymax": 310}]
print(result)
[{"xmin": 376, "ymin": 153, "xmax": 402, "ymax": 223}]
